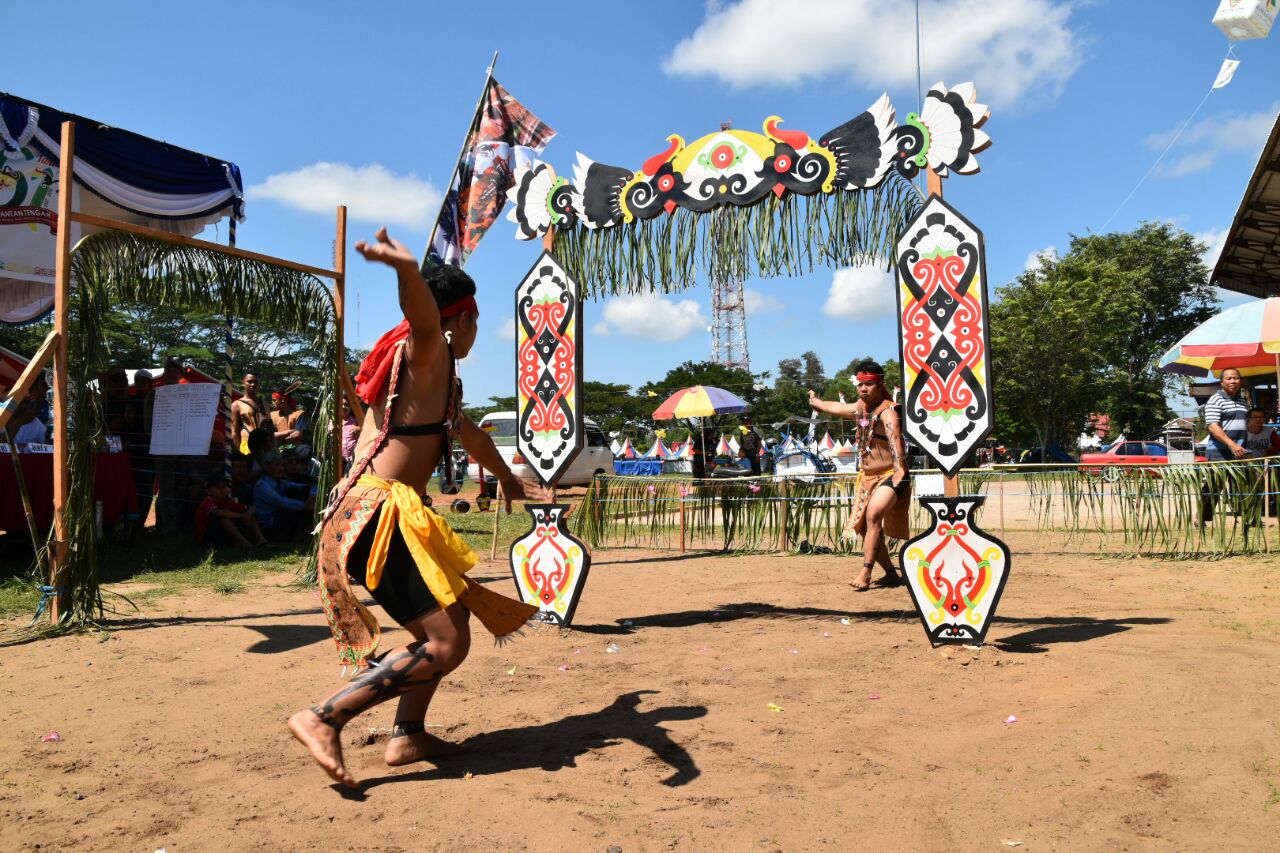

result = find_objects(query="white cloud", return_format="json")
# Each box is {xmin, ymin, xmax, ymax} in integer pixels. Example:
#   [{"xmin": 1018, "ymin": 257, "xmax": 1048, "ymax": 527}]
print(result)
[
  {"xmin": 595, "ymin": 295, "xmax": 709, "ymax": 342},
  {"xmin": 663, "ymin": 0, "xmax": 1083, "ymax": 107},
  {"xmin": 1151, "ymin": 103, "xmax": 1279, "ymax": 177},
  {"xmin": 823, "ymin": 266, "xmax": 895, "ymax": 320},
  {"xmin": 1024, "ymin": 245, "xmax": 1058, "ymax": 272},
  {"xmin": 743, "ymin": 288, "xmax": 784, "ymax": 317},
  {"xmin": 248, "ymin": 162, "xmax": 442, "ymax": 230},
  {"xmin": 591, "ymin": 321, "xmax": 611, "ymax": 337},
  {"xmin": 1195, "ymin": 227, "xmax": 1229, "ymax": 269},
  {"xmin": 493, "ymin": 319, "xmax": 516, "ymax": 341}
]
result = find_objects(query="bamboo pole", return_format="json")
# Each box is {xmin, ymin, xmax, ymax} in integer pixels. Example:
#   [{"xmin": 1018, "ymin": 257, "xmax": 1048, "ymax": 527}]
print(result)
[
  {"xmin": 333, "ymin": 206, "xmax": 347, "ymax": 480},
  {"xmin": 50, "ymin": 121, "xmax": 75, "ymax": 622},
  {"xmin": 5, "ymin": 433, "xmax": 46, "ymax": 570},
  {"xmin": 69, "ymin": 212, "xmax": 340, "ymax": 280},
  {"xmin": 421, "ymin": 51, "xmax": 499, "ymax": 270}
]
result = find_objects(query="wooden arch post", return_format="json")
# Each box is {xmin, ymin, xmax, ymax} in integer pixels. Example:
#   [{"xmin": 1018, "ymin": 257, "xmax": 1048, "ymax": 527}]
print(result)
[
  {"xmin": 50, "ymin": 122, "xmax": 75, "ymax": 621},
  {"xmin": 333, "ymin": 205, "xmax": 347, "ymax": 480}
]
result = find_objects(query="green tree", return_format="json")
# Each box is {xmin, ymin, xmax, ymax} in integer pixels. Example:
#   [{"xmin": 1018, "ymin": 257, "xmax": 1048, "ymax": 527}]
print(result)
[
  {"xmin": 1061, "ymin": 223, "xmax": 1217, "ymax": 437},
  {"xmin": 990, "ymin": 223, "xmax": 1217, "ymax": 454}
]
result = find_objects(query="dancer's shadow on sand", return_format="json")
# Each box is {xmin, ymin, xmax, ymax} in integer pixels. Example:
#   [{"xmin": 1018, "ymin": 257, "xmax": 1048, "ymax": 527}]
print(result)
[{"xmin": 350, "ymin": 690, "xmax": 706, "ymax": 796}]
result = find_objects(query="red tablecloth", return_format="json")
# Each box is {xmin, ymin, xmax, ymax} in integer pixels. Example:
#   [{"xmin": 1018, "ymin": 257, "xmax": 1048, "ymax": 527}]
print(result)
[{"xmin": 0, "ymin": 452, "xmax": 138, "ymax": 531}]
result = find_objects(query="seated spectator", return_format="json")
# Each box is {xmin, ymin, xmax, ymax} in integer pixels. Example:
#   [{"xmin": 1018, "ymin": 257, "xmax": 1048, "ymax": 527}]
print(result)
[
  {"xmin": 230, "ymin": 456, "xmax": 256, "ymax": 505},
  {"xmin": 9, "ymin": 373, "xmax": 50, "ymax": 444},
  {"xmin": 1244, "ymin": 408, "xmax": 1280, "ymax": 458},
  {"xmin": 253, "ymin": 452, "xmax": 315, "ymax": 541},
  {"xmin": 282, "ymin": 447, "xmax": 317, "ymax": 490},
  {"xmin": 197, "ymin": 475, "xmax": 267, "ymax": 548},
  {"xmin": 247, "ymin": 424, "xmax": 277, "ymax": 475}
]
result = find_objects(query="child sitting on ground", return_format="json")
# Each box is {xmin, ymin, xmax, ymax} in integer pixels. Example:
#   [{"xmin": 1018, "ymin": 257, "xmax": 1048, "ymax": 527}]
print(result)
[{"xmin": 196, "ymin": 474, "xmax": 268, "ymax": 548}]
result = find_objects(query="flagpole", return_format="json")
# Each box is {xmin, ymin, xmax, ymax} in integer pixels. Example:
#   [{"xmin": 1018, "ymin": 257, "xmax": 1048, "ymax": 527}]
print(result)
[{"xmin": 420, "ymin": 50, "xmax": 500, "ymax": 270}]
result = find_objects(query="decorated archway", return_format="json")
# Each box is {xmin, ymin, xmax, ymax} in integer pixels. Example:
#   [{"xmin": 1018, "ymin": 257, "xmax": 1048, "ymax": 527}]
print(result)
[{"xmin": 500, "ymin": 82, "xmax": 1007, "ymax": 642}]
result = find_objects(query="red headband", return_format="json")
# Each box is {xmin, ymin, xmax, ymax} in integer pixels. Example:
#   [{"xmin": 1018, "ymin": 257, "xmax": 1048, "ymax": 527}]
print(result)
[
  {"xmin": 855, "ymin": 371, "xmax": 884, "ymax": 382},
  {"xmin": 439, "ymin": 295, "xmax": 479, "ymax": 319}
]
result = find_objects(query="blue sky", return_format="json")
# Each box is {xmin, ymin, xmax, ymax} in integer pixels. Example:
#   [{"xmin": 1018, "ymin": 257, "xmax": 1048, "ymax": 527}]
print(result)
[{"xmin": 16, "ymin": 1, "xmax": 1280, "ymax": 416}]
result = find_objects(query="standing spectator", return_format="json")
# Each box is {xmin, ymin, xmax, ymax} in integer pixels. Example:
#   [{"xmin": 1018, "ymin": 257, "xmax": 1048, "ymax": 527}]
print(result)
[
  {"xmin": 231, "ymin": 373, "xmax": 268, "ymax": 455},
  {"xmin": 271, "ymin": 391, "xmax": 305, "ymax": 448},
  {"xmin": 253, "ymin": 452, "xmax": 315, "ymax": 541},
  {"xmin": 340, "ymin": 396, "xmax": 359, "ymax": 465},
  {"xmin": 197, "ymin": 475, "xmax": 267, "ymax": 548},
  {"xmin": 739, "ymin": 417, "xmax": 762, "ymax": 476},
  {"xmin": 1205, "ymin": 368, "xmax": 1250, "ymax": 462}
]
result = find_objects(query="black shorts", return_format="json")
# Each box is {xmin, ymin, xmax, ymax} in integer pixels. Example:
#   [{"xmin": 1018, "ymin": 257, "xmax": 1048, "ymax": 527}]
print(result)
[
  {"xmin": 877, "ymin": 473, "xmax": 911, "ymax": 500},
  {"xmin": 345, "ymin": 504, "xmax": 441, "ymax": 626}
]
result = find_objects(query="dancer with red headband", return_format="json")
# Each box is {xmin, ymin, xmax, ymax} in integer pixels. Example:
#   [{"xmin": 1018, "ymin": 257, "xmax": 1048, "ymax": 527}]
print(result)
[
  {"xmin": 289, "ymin": 227, "xmax": 546, "ymax": 788},
  {"xmin": 809, "ymin": 360, "xmax": 909, "ymax": 591}
]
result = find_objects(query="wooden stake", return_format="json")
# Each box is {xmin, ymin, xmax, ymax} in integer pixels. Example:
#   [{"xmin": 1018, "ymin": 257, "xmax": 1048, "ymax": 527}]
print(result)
[
  {"xmin": 999, "ymin": 475, "xmax": 1007, "ymax": 539},
  {"xmin": 333, "ymin": 205, "xmax": 347, "ymax": 480},
  {"xmin": 679, "ymin": 493, "xmax": 686, "ymax": 554},
  {"xmin": 489, "ymin": 482, "xmax": 503, "ymax": 560},
  {"xmin": 778, "ymin": 480, "xmax": 790, "ymax": 553},
  {"xmin": 51, "ymin": 121, "xmax": 75, "ymax": 623}
]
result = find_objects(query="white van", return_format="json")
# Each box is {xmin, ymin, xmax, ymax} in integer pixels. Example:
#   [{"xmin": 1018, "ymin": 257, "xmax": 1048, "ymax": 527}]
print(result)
[{"xmin": 467, "ymin": 411, "xmax": 614, "ymax": 487}]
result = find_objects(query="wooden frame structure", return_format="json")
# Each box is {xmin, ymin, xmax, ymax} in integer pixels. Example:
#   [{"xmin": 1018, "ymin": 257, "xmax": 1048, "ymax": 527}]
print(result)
[{"xmin": 46, "ymin": 120, "xmax": 355, "ymax": 622}]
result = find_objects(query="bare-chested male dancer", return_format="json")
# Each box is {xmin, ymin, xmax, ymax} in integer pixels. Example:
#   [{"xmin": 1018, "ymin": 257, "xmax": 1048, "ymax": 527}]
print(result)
[
  {"xmin": 289, "ymin": 228, "xmax": 545, "ymax": 787},
  {"xmin": 808, "ymin": 360, "xmax": 909, "ymax": 591}
]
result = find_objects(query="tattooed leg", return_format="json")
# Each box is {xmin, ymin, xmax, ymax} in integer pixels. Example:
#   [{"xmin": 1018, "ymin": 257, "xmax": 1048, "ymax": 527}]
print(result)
[
  {"xmin": 384, "ymin": 603, "xmax": 471, "ymax": 767},
  {"xmin": 290, "ymin": 603, "xmax": 470, "ymax": 786},
  {"xmin": 863, "ymin": 486, "xmax": 901, "ymax": 586}
]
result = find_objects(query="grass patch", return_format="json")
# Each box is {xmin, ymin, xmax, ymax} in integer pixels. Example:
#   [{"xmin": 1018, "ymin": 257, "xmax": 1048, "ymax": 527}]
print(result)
[{"xmin": 0, "ymin": 575, "xmax": 42, "ymax": 621}]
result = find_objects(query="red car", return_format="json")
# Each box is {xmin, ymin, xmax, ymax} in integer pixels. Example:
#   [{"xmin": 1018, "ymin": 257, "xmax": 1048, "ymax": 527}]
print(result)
[{"xmin": 1080, "ymin": 440, "xmax": 1205, "ymax": 481}]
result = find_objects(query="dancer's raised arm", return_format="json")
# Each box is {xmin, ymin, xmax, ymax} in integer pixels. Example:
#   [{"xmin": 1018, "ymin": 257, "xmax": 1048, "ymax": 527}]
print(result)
[{"xmin": 355, "ymin": 227, "xmax": 440, "ymax": 362}]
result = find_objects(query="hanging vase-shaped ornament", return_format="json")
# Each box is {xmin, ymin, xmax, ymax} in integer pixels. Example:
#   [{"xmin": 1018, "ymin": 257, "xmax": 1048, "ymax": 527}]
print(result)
[
  {"xmin": 509, "ymin": 503, "xmax": 592, "ymax": 627},
  {"xmin": 899, "ymin": 497, "xmax": 1011, "ymax": 645}
]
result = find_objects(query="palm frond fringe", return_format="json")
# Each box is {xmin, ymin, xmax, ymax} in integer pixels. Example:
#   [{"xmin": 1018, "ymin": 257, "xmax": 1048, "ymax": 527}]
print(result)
[
  {"xmin": 578, "ymin": 462, "xmax": 1278, "ymax": 559},
  {"xmin": 51, "ymin": 230, "xmax": 339, "ymax": 630},
  {"xmin": 556, "ymin": 174, "xmax": 922, "ymax": 296}
]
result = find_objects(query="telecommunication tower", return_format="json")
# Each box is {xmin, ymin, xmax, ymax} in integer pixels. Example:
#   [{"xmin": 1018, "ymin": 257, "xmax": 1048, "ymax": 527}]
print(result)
[{"xmin": 709, "ymin": 120, "xmax": 751, "ymax": 372}]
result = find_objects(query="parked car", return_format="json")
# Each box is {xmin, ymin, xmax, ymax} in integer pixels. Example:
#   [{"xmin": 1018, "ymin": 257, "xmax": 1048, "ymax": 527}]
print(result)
[
  {"xmin": 466, "ymin": 411, "xmax": 614, "ymax": 487},
  {"xmin": 1080, "ymin": 440, "xmax": 1206, "ymax": 481}
]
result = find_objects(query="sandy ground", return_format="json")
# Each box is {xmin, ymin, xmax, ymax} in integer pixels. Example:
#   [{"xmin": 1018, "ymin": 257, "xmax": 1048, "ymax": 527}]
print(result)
[{"xmin": 3, "ymin": 532, "xmax": 1280, "ymax": 851}]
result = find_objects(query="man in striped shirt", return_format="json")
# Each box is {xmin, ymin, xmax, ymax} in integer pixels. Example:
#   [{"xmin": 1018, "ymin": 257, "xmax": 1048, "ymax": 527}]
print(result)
[{"xmin": 1205, "ymin": 367, "xmax": 1250, "ymax": 461}]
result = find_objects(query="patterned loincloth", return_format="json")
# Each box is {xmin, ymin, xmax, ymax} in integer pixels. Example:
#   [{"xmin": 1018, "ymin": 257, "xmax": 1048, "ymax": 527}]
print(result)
[
  {"xmin": 316, "ymin": 475, "xmax": 536, "ymax": 668},
  {"xmin": 842, "ymin": 467, "xmax": 911, "ymax": 543}
]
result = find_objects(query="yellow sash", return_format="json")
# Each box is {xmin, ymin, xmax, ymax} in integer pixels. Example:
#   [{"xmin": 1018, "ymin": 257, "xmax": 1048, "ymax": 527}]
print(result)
[{"xmin": 355, "ymin": 474, "xmax": 536, "ymax": 637}]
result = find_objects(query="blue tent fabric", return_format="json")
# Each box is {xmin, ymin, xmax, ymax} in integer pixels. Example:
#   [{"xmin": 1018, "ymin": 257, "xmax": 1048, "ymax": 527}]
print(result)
[{"xmin": 1, "ymin": 92, "xmax": 244, "ymax": 222}]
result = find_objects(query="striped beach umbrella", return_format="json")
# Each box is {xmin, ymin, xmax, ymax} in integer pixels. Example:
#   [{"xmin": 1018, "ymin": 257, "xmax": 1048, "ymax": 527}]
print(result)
[
  {"xmin": 1159, "ymin": 298, "xmax": 1280, "ymax": 377},
  {"xmin": 652, "ymin": 385, "xmax": 749, "ymax": 419}
]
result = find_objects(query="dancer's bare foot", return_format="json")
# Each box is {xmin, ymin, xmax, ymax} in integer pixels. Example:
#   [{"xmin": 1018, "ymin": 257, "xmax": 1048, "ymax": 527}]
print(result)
[
  {"xmin": 850, "ymin": 564, "xmax": 873, "ymax": 592},
  {"xmin": 384, "ymin": 730, "xmax": 469, "ymax": 767},
  {"xmin": 288, "ymin": 709, "xmax": 358, "ymax": 788}
]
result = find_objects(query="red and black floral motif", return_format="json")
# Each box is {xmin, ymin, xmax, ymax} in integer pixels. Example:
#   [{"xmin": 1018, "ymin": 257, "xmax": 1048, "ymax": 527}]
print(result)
[{"xmin": 515, "ymin": 251, "xmax": 584, "ymax": 487}]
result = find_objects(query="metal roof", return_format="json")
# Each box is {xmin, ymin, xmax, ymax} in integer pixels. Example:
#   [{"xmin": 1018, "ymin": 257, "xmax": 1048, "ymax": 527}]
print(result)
[{"xmin": 1213, "ymin": 110, "xmax": 1280, "ymax": 298}]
